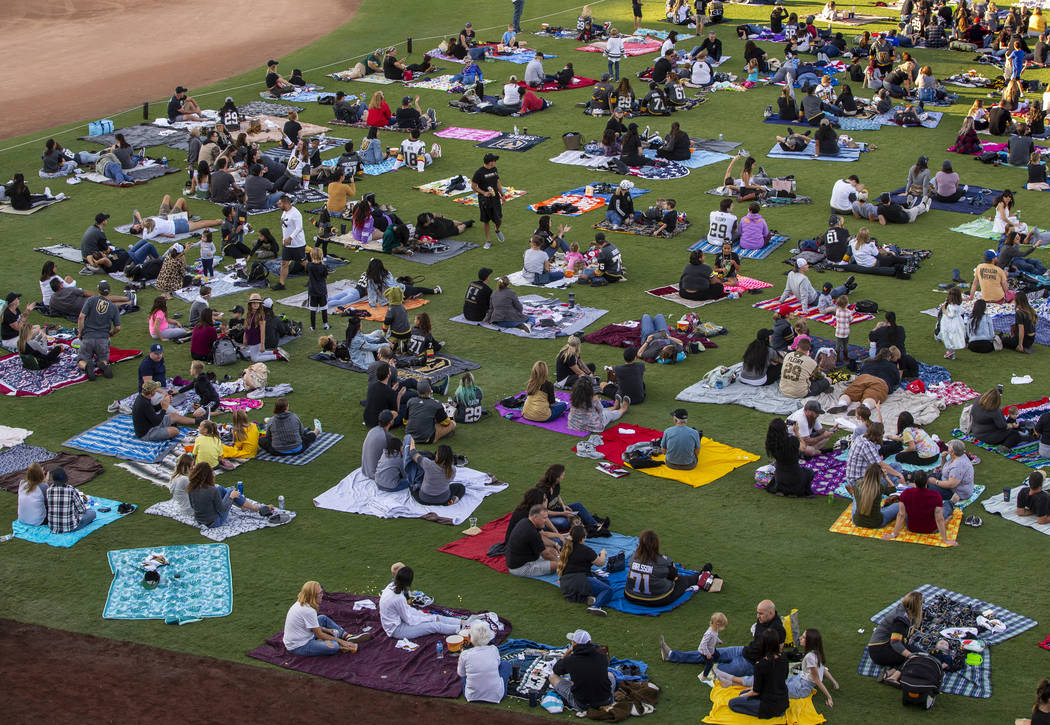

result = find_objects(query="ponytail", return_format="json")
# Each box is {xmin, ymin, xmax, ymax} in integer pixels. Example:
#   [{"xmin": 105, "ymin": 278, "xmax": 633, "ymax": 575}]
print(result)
[{"xmin": 556, "ymin": 525, "xmax": 587, "ymax": 576}]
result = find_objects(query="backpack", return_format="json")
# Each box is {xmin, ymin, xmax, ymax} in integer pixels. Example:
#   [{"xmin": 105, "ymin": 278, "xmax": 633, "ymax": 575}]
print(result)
[
  {"xmin": 211, "ymin": 337, "xmax": 239, "ymax": 366},
  {"xmin": 247, "ymin": 261, "xmax": 269, "ymax": 282},
  {"xmin": 241, "ymin": 362, "xmax": 269, "ymax": 390},
  {"xmin": 898, "ymin": 652, "xmax": 944, "ymax": 709},
  {"xmin": 855, "ymin": 300, "xmax": 878, "ymax": 314},
  {"xmin": 958, "ymin": 403, "xmax": 974, "ymax": 434}
]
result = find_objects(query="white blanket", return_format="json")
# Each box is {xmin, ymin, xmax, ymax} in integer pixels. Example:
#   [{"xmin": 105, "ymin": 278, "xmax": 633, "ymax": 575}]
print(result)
[
  {"xmin": 982, "ymin": 485, "xmax": 1050, "ymax": 535},
  {"xmin": 508, "ymin": 270, "xmax": 576, "ymax": 289},
  {"xmin": 0, "ymin": 426, "xmax": 33, "ymax": 449},
  {"xmin": 313, "ymin": 466, "xmax": 507, "ymax": 525},
  {"xmin": 145, "ymin": 498, "xmax": 296, "ymax": 541}
]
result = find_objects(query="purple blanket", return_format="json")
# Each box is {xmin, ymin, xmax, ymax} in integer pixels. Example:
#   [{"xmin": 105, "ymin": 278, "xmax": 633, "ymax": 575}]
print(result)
[
  {"xmin": 583, "ymin": 323, "xmax": 718, "ymax": 350},
  {"xmin": 247, "ymin": 592, "xmax": 511, "ymax": 697},
  {"xmin": 494, "ymin": 390, "xmax": 585, "ymax": 437},
  {"xmin": 755, "ymin": 450, "xmax": 846, "ymax": 498}
]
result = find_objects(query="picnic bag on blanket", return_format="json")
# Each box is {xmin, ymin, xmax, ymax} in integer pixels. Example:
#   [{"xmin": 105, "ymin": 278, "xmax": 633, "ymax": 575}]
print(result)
[
  {"xmin": 950, "ymin": 40, "xmax": 977, "ymax": 52},
  {"xmin": 88, "ymin": 119, "xmax": 115, "ymax": 136},
  {"xmin": 855, "ymin": 300, "xmax": 878, "ymax": 314},
  {"xmin": 958, "ymin": 403, "xmax": 974, "ymax": 434},
  {"xmin": 211, "ymin": 337, "xmax": 239, "ymax": 366},
  {"xmin": 563, "ymin": 132, "xmax": 583, "ymax": 151},
  {"xmin": 898, "ymin": 652, "xmax": 943, "ymax": 709},
  {"xmin": 701, "ymin": 365, "xmax": 738, "ymax": 388},
  {"xmin": 241, "ymin": 362, "xmax": 269, "ymax": 390}
]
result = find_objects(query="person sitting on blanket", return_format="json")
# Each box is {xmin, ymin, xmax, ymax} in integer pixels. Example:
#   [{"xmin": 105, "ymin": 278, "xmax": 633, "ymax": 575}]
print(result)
[
  {"xmin": 851, "ymin": 458, "xmax": 903, "ymax": 528},
  {"xmin": 260, "ymin": 397, "xmax": 320, "ymax": 456},
  {"xmin": 605, "ymin": 345, "xmax": 647, "ymax": 404},
  {"xmin": 554, "ymin": 336, "xmax": 595, "ymax": 389},
  {"xmin": 812, "ymin": 118, "xmax": 843, "ymax": 157},
  {"xmin": 678, "ymin": 250, "xmax": 725, "ymax": 301},
  {"xmin": 264, "ymin": 60, "xmax": 295, "ymax": 97},
  {"xmin": 405, "ymin": 380, "xmax": 456, "ymax": 444},
  {"xmin": 740, "ymin": 329, "xmax": 782, "ymax": 387},
  {"xmin": 525, "ymin": 51, "xmax": 558, "ymax": 88},
  {"xmin": 605, "ymin": 180, "xmax": 638, "ymax": 230},
  {"xmin": 460, "ymin": 618, "xmax": 514, "ymax": 703},
  {"xmin": 5, "ymin": 173, "xmax": 54, "ymax": 211},
  {"xmin": 133, "ymin": 380, "xmax": 205, "ymax": 441},
  {"xmin": 16, "ymin": 323, "xmax": 62, "ymax": 369},
  {"xmin": 866, "ymin": 590, "xmax": 930, "ymax": 686},
  {"xmin": 148, "ymin": 296, "xmax": 189, "ymax": 342},
  {"xmin": 715, "ymin": 629, "xmax": 790, "ymax": 720},
  {"xmin": 651, "ymin": 199, "xmax": 680, "ymax": 237},
  {"xmin": 738, "ymin": 203, "xmax": 771, "ymax": 249},
  {"xmin": 655, "ymin": 121, "xmax": 690, "ymax": 159},
  {"xmin": 17, "ymin": 462, "xmax": 49, "ymax": 527},
  {"xmin": 623, "ymin": 529, "xmax": 701, "ymax": 608},
  {"xmin": 549, "ymin": 630, "xmax": 617, "ymax": 713},
  {"xmin": 219, "ymin": 410, "xmax": 260, "ymax": 462},
  {"xmin": 188, "ymin": 462, "xmax": 273, "ymax": 528},
  {"xmin": 779, "ymin": 338, "xmax": 830, "ymax": 399},
  {"xmin": 533, "ymin": 215, "xmax": 571, "ymax": 258},
  {"xmin": 787, "ymin": 398, "xmax": 834, "ymax": 459},
  {"xmin": 567, "ymin": 377, "xmax": 630, "ymax": 433},
  {"xmin": 884, "ymin": 411, "xmax": 940, "ymax": 466},
  {"xmin": 44, "ymin": 466, "xmax": 97, "ymax": 534},
  {"xmin": 926, "ymin": 439, "xmax": 975, "ymax": 504},
  {"xmin": 406, "ymin": 441, "xmax": 464, "ymax": 505},
  {"xmin": 781, "ymin": 258, "xmax": 854, "ymax": 315},
  {"xmin": 283, "ymin": 581, "xmax": 367, "ymax": 657},
  {"xmin": 579, "ymin": 233, "xmax": 624, "ymax": 284},
  {"xmin": 522, "ymin": 361, "xmax": 567, "ymax": 422},
  {"xmin": 332, "ymin": 91, "xmax": 364, "ymax": 126},
  {"xmin": 536, "ymin": 463, "xmax": 606, "ymax": 534},
  {"xmin": 636, "ymin": 313, "xmax": 685, "ymax": 363},
  {"xmin": 557, "ymin": 525, "xmax": 611, "ymax": 617},
  {"xmin": 711, "ymin": 599, "xmax": 788, "ymax": 680},
  {"xmin": 640, "ymin": 80, "xmax": 672, "ymax": 116},
  {"xmin": 79, "ymin": 212, "xmax": 118, "ymax": 272},
  {"xmin": 507, "ymin": 503, "xmax": 561, "ymax": 576},
  {"xmin": 523, "ymin": 236, "xmax": 565, "ymax": 285},
  {"xmin": 395, "ymin": 96, "xmax": 437, "ymax": 132},
  {"xmin": 656, "ymin": 408, "xmax": 700, "ymax": 471},
  {"xmin": 555, "ymin": 61, "xmax": 577, "ymax": 89},
  {"xmin": 712, "ymin": 240, "xmax": 741, "ymax": 285},
  {"xmin": 1016, "ymin": 470, "xmax": 1050, "ymax": 524},
  {"xmin": 763, "ymin": 415, "xmax": 815, "ymax": 496},
  {"xmin": 461, "ymin": 267, "xmax": 494, "ymax": 323},
  {"xmin": 167, "ymin": 85, "xmax": 204, "ymax": 122},
  {"xmin": 970, "ymin": 387, "xmax": 1031, "ymax": 451},
  {"xmin": 882, "ymin": 470, "xmax": 958, "ymax": 545}
]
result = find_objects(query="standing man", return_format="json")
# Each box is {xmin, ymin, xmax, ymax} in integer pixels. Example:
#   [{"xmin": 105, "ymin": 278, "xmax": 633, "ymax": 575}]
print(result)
[
  {"xmin": 511, "ymin": 0, "xmax": 525, "ymax": 33},
  {"xmin": 167, "ymin": 86, "xmax": 204, "ymax": 123},
  {"xmin": 471, "ymin": 154, "xmax": 506, "ymax": 249},
  {"xmin": 77, "ymin": 291, "xmax": 121, "ymax": 380},
  {"xmin": 272, "ymin": 195, "xmax": 305, "ymax": 291}
]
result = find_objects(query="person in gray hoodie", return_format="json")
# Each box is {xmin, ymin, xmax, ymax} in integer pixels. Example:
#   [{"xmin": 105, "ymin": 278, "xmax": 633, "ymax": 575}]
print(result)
[
  {"xmin": 260, "ymin": 397, "xmax": 319, "ymax": 455},
  {"xmin": 483, "ymin": 276, "xmax": 533, "ymax": 332}
]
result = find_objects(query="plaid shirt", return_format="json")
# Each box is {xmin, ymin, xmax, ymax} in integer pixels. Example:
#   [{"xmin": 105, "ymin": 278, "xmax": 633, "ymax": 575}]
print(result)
[
  {"xmin": 834, "ymin": 307, "xmax": 852, "ymax": 339},
  {"xmin": 45, "ymin": 482, "xmax": 86, "ymax": 534},
  {"xmin": 845, "ymin": 436, "xmax": 881, "ymax": 483}
]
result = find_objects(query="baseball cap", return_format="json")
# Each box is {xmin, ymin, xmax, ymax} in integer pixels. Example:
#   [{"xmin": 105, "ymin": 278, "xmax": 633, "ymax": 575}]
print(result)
[
  {"xmin": 150, "ymin": 343, "xmax": 163, "ymax": 354},
  {"xmin": 804, "ymin": 400, "xmax": 824, "ymax": 414},
  {"xmin": 796, "ymin": 257, "xmax": 809, "ymax": 268},
  {"xmin": 777, "ymin": 304, "xmax": 794, "ymax": 317},
  {"xmin": 465, "ymin": 21, "xmax": 472, "ymax": 27},
  {"xmin": 402, "ymin": 96, "xmax": 412, "ymax": 105},
  {"xmin": 5, "ymin": 291, "xmax": 22, "ymax": 304},
  {"xmin": 267, "ymin": 59, "xmax": 279, "ymax": 66},
  {"xmin": 95, "ymin": 212, "xmax": 110, "ymax": 224},
  {"xmin": 97, "ymin": 280, "xmax": 111, "ymax": 295},
  {"xmin": 50, "ymin": 466, "xmax": 68, "ymax": 484},
  {"xmin": 483, "ymin": 153, "xmax": 499, "ymax": 163},
  {"xmin": 229, "ymin": 304, "xmax": 245, "ymax": 314},
  {"xmin": 175, "ymin": 85, "xmax": 188, "ymax": 93},
  {"xmin": 170, "ymin": 242, "xmax": 185, "ymax": 255},
  {"xmin": 672, "ymin": 408, "xmax": 689, "ymax": 421},
  {"xmin": 828, "ymin": 215, "xmax": 840, "ymax": 226},
  {"xmin": 619, "ymin": 179, "xmax": 635, "ymax": 190},
  {"xmin": 984, "ymin": 249, "xmax": 996, "ymax": 261},
  {"xmin": 262, "ymin": 297, "xmax": 274, "ymax": 308},
  {"xmin": 594, "ymin": 232, "xmax": 607, "ymax": 243},
  {"xmin": 478, "ymin": 267, "xmax": 493, "ymax": 281},
  {"xmin": 566, "ymin": 629, "xmax": 591, "ymax": 645},
  {"xmin": 378, "ymin": 410, "xmax": 396, "ymax": 426}
]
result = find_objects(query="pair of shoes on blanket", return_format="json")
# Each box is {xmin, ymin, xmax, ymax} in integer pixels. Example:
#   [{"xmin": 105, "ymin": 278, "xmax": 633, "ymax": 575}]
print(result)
[{"xmin": 963, "ymin": 515, "xmax": 983, "ymax": 527}]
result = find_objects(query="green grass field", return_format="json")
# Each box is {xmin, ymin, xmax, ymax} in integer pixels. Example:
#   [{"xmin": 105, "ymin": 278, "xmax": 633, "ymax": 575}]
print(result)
[{"xmin": 1, "ymin": 0, "xmax": 1046, "ymax": 721}]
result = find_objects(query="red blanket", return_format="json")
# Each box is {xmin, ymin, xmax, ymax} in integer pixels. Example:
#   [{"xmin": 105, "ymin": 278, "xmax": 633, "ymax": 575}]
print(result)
[
  {"xmin": 587, "ymin": 425, "xmax": 666, "ymax": 465},
  {"xmin": 438, "ymin": 512, "xmax": 513, "ymax": 573},
  {"xmin": 518, "ymin": 76, "xmax": 598, "ymax": 92}
]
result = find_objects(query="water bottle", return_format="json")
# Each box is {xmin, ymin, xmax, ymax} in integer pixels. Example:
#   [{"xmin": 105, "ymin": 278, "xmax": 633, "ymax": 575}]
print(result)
[
  {"xmin": 513, "ymin": 125, "xmax": 520, "ymax": 135},
  {"xmin": 236, "ymin": 481, "xmax": 244, "ymax": 496},
  {"xmin": 161, "ymin": 156, "xmax": 167, "ymax": 166},
  {"xmin": 436, "ymin": 641, "xmax": 445, "ymax": 659},
  {"xmin": 868, "ymin": 341, "xmax": 877, "ymax": 358},
  {"xmin": 568, "ymin": 291, "xmax": 576, "ymax": 308},
  {"xmin": 278, "ymin": 495, "xmax": 285, "ymax": 510},
  {"xmin": 0, "ymin": 533, "xmax": 12, "ymax": 543},
  {"xmin": 718, "ymin": 133, "xmax": 724, "ymax": 141}
]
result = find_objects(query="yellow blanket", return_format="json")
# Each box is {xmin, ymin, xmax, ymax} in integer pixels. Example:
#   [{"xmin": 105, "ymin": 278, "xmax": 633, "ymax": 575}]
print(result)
[
  {"xmin": 623, "ymin": 438, "xmax": 760, "ymax": 488},
  {"xmin": 702, "ymin": 683, "xmax": 826, "ymax": 725},
  {"xmin": 828, "ymin": 504, "xmax": 962, "ymax": 547}
]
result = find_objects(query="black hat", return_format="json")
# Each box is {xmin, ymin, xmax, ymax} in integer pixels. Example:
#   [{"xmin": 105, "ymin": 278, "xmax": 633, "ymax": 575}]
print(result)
[
  {"xmin": 292, "ymin": 68, "xmax": 303, "ymax": 75},
  {"xmin": 95, "ymin": 212, "xmax": 110, "ymax": 224},
  {"xmin": 594, "ymin": 232, "xmax": 607, "ymax": 243},
  {"xmin": 267, "ymin": 59, "xmax": 279, "ymax": 66},
  {"xmin": 4, "ymin": 291, "xmax": 22, "ymax": 304},
  {"xmin": 50, "ymin": 466, "xmax": 68, "ymax": 483},
  {"xmin": 97, "ymin": 280, "xmax": 111, "ymax": 295},
  {"xmin": 483, "ymin": 153, "xmax": 499, "ymax": 163},
  {"xmin": 478, "ymin": 267, "xmax": 493, "ymax": 281},
  {"xmin": 804, "ymin": 400, "xmax": 824, "ymax": 414},
  {"xmin": 229, "ymin": 304, "xmax": 245, "ymax": 314},
  {"xmin": 672, "ymin": 408, "xmax": 688, "ymax": 421},
  {"xmin": 828, "ymin": 215, "xmax": 840, "ymax": 226},
  {"xmin": 175, "ymin": 85, "xmax": 188, "ymax": 93},
  {"xmin": 402, "ymin": 96, "xmax": 412, "ymax": 105}
]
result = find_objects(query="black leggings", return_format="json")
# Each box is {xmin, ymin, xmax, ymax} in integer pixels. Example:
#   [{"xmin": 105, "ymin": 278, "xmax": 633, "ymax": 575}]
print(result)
[
  {"xmin": 412, "ymin": 482, "xmax": 466, "ymax": 505},
  {"xmin": 404, "ymin": 284, "xmax": 436, "ymax": 297},
  {"xmin": 935, "ymin": 189, "xmax": 964, "ymax": 203},
  {"xmin": 624, "ymin": 571, "xmax": 700, "ymax": 608},
  {"xmin": 223, "ymin": 241, "xmax": 252, "ymax": 258},
  {"xmin": 679, "ymin": 284, "xmax": 725, "ymax": 301},
  {"xmin": 975, "ymin": 428, "xmax": 1024, "ymax": 448},
  {"xmin": 896, "ymin": 450, "xmax": 940, "ymax": 466},
  {"xmin": 967, "ymin": 339, "xmax": 995, "ymax": 353},
  {"xmin": 867, "ymin": 642, "xmax": 907, "ymax": 668},
  {"xmin": 260, "ymin": 430, "xmax": 317, "ymax": 455}
]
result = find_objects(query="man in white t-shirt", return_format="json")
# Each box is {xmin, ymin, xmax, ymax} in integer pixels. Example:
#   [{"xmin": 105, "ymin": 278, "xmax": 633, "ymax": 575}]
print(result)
[
  {"xmin": 708, "ymin": 197, "xmax": 738, "ymax": 245},
  {"xmin": 829, "ymin": 174, "xmax": 862, "ymax": 214},
  {"xmin": 273, "ymin": 195, "xmax": 306, "ymax": 291},
  {"xmin": 787, "ymin": 399, "xmax": 834, "ymax": 456},
  {"xmin": 399, "ymin": 130, "xmax": 431, "ymax": 172}
]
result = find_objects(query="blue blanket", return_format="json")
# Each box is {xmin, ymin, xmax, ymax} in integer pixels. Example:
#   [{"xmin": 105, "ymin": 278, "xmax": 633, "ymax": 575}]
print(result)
[
  {"xmin": 689, "ymin": 234, "xmax": 790, "ymax": 259},
  {"xmin": 361, "ymin": 158, "xmax": 400, "ymax": 176},
  {"xmin": 63, "ymin": 415, "xmax": 189, "ymax": 463},
  {"xmin": 641, "ymin": 148, "xmax": 731, "ymax": 169},
  {"xmin": 499, "ymin": 638, "xmax": 650, "ymax": 683},
  {"xmin": 13, "ymin": 496, "xmax": 134, "ymax": 548},
  {"xmin": 525, "ymin": 531, "xmax": 699, "ymax": 615},
  {"xmin": 766, "ymin": 143, "xmax": 862, "ymax": 161},
  {"xmin": 103, "ymin": 543, "xmax": 233, "ymax": 622},
  {"xmin": 565, "ymin": 184, "xmax": 651, "ymax": 201},
  {"xmin": 889, "ymin": 186, "xmax": 999, "ymax": 215}
]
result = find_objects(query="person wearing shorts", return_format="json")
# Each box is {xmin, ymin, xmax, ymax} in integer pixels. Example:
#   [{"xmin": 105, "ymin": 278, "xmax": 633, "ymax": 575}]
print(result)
[
  {"xmin": 633, "ymin": 1, "xmax": 643, "ymax": 31},
  {"xmin": 506, "ymin": 504, "xmax": 559, "ymax": 576},
  {"xmin": 77, "ymin": 294, "xmax": 121, "ymax": 380},
  {"xmin": 472, "ymin": 153, "xmax": 505, "ymax": 249},
  {"xmin": 273, "ymin": 195, "xmax": 306, "ymax": 290},
  {"xmin": 836, "ymin": 374, "xmax": 889, "ymax": 410}
]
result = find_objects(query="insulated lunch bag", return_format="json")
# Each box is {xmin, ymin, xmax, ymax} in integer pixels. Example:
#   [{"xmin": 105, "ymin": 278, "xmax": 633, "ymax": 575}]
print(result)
[{"xmin": 898, "ymin": 652, "xmax": 944, "ymax": 709}]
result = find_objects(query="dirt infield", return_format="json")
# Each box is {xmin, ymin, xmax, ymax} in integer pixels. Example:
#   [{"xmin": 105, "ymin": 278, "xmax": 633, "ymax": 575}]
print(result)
[
  {"xmin": 0, "ymin": 0, "xmax": 361, "ymax": 141},
  {"xmin": 0, "ymin": 619, "xmax": 546, "ymax": 724}
]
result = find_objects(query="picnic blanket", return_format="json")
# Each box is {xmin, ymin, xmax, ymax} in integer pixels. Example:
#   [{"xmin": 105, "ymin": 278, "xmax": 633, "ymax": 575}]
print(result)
[
  {"xmin": 412, "ymin": 175, "xmax": 475, "ymax": 196},
  {"xmin": 829, "ymin": 504, "xmax": 963, "ymax": 547},
  {"xmin": 0, "ymin": 347, "xmax": 141, "ymax": 397},
  {"xmin": 635, "ymin": 28, "xmax": 696, "ymax": 41},
  {"xmin": 262, "ymin": 136, "xmax": 349, "ymax": 159},
  {"xmin": 78, "ymin": 124, "xmax": 189, "ymax": 150},
  {"xmin": 565, "ymin": 184, "xmax": 651, "ymax": 201},
  {"xmin": 476, "ymin": 132, "xmax": 549, "ymax": 151},
  {"xmin": 327, "ymin": 71, "xmax": 399, "ymax": 83},
  {"xmin": 516, "ymin": 76, "xmax": 597, "ymax": 92},
  {"xmin": 0, "ymin": 451, "xmax": 102, "ymax": 493},
  {"xmin": 450, "ymin": 294, "xmax": 607, "ymax": 339},
  {"xmin": 310, "ymin": 351, "xmax": 479, "ymax": 382},
  {"xmin": 452, "ymin": 186, "xmax": 528, "ymax": 206},
  {"xmin": 889, "ymin": 186, "xmax": 998, "ymax": 215},
  {"xmin": 333, "ymin": 298, "xmax": 429, "ymax": 322},
  {"xmin": 64, "ymin": 415, "xmax": 190, "ymax": 463},
  {"xmin": 550, "ymin": 149, "xmax": 692, "ymax": 179},
  {"xmin": 952, "ymin": 430, "xmax": 1050, "ymax": 468},
  {"xmin": 77, "ymin": 163, "xmax": 182, "ymax": 186},
  {"xmin": 702, "ymin": 683, "xmax": 825, "ymax": 725},
  {"xmin": 145, "ymin": 498, "xmax": 295, "ymax": 541},
  {"xmin": 313, "ymin": 466, "xmax": 507, "ymax": 525},
  {"xmin": 593, "ymin": 217, "xmax": 691, "ymax": 237},
  {"xmin": 169, "ymin": 273, "xmax": 248, "ymax": 303},
  {"xmin": 757, "ymin": 449, "xmax": 848, "ymax": 497},
  {"xmin": 403, "ymin": 74, "xmax": 485, "ymax": 93},
  {"xmin": 949, "ymin": 217, "xmax": 1003, "ymax": 240},
  {"xmin": 103, "ymin": 543, "xmax": 232, "ymax": 623},
  {"xmin": 752, "ymin": 296, "xmax": 875, "ymax": 325},
  {"xmin": 577, "ymin": 37, "xmax": 663, "ymax": 56},
  {"xmin": 983, "ymin": 485, "xmax": 1050, "ymax": 535},
  {"xmin": 857, "ymin": 584, "xmax": 1038, "ymax": 698},
  {"xmin": 507, "ymin": 269, "xmax": 575, "ymax": 289},
  {"xmin": 243, "ymin": 116, "xmax": 330, "ymax": 144},
  {"xmin": 433, "ymin": 126, "xmax": 503, "ymax": 142},
  {"xmin": 589, "ymin": 424, "xmax": 759, "ymax": 488},
  {"xmin": 113, "ymin": 222, "xmax": 212, "ymax": 243},
  {"xmin": 641, "ymin": 148, "xmax": 731, "ymax": 169},
  {"xmin": 645, "ymin": 276, "xmax": 773, "ymax": 308},
  {"xmin": 0, "ymin": 198, "xmax": 67, "ymax": 215},
  {"xmin": 12, "ymin": 496, "xmax": 134, "ymax": 548},
  {"xmin": 493, "ymin": 391, "xmax": 585, "ymax": 437},
  {"xmin": 237, "ymin": 101, "xmax": 304, "ymax": 117},
  {"xmin": 248, "ymin": 592, "xmax": 511, "ymax": 697},
  {"xmin": 766, "ymin": 143, "xmax": 863, "ymax": 162},
  {"xmin": 34, "ymin": 244, "xmax": 84, "ymax": 263},
  {"xmin": 927, "ymin": 381, "xmax": 980, "ymax": 407},
  {"xmin": 873, "ymin": 106, "xmax": 944, "ymax": 129},
  {"xmin": 253, "ymin": 432, "xmax": 342, "ymax": 465},
  {"xmin": 528, "ymin": 194, "xmax": 607, "ymax": 216},
  {"xmin": 583, "ymin": 322, "xmax": 719, "ymax": 352},
  {"xmin": 439, "ymin": 513, "xmax": 700, "ymax": 615},
  {"xmin": 258, "ymin": 89, "xmax": 335, "ymax": 104},
  {"xmin": 689, "ymin": 234, "xmax": 790, "ymax": 259}
]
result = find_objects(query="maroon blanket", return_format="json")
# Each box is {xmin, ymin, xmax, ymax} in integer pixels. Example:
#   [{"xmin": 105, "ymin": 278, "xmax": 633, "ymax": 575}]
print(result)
[
  {"xmin": 247, "ymin": 592, "xmax": 511, "ymax": 697},
  {"xmin": 583, "ymin": 323, "xmax": 718, "ymax": 352}
]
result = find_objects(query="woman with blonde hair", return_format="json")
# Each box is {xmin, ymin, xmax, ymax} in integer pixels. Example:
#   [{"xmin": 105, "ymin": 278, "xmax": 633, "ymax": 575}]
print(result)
[
  {"xmin": 167, "ymin": 453, "xmax": 195, "ymax": 518},
  {"xmin": 365, "ymin": 91, "xmax": 392, "ymax": 130},
  {"xmin": 523, "ymin": 360, "xmax": 567, "ymax": 422},
  {"xmin": 222, "ymin": 410, "xmax": 261, "ymax": 460},
  {"xmin": 283, "ymin": 581, "xmax": 365, "ymax": 656},
  {"xmin": 17, "ymin": 324, "xmax": 62, "ymax": 369},
  {"xmin": 17, "ymin": 462, "xmax": 48, "ymax": 526},
  {"xmin": 851, "ymin": 462, "xmax": 900, "ymax": 528},
  {"xmin": 556, "ymin": 335, "xmax": 596, "ymax": 387},
  {"xmin": 866, "ymin": 590, "xmax": 926, "ymax": 685}
]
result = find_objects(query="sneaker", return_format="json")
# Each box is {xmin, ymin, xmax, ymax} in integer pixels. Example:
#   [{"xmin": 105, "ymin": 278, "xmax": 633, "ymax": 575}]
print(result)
[
  {"xmin": 483, "ymin": 241, "xmax": 492, "ymax": 249},
  {"xmin": 314, "ymin": 418, "xmax": 323, "ymax": 433},
  {"xmin": 827, "ymin": 405, "xmax": 848, "ymax": 414},
  {"xmin": 84, "ymin": 365, "xmax": 96, "ymax": 381},
  {"xmin": 587, "ymin": 606, "xmax": 608, "ymax": 617},
  {"xmin": 107, "ymin": 400, "xmax": 121, "ymax": 413},
  {"xmin": 495, "ymin": 230, "xmax": 505, "ymax": 243},
  {"xmin": 275, "ymin": 347, "xmax": 290, "ymax": 360},
  {"xmin": 99, "ymin": 364, "xmax": 113, "ymax": 379},
  {"xmin": 843, "ymin": 275, "xmax": 857, "ymax": 290},
  {"xmin": 309, "ymin": 326, "xmax": 315, "ymax": 332},
  {"xmin": 426, "ymin": 107, "xmax": 438, "ymax": 126},
  {"xmin": 659, "ymin": 635, "xmax": 671, "ymax": 661},
  {"xmin": 323, "ymin": 323, "xmax": 331, "ymax": 330},
  {"xmin": 586, "ymin": 596, "xmax": 596, "ymax": 606},
  {"xmin": 258, "ymin": 505, "xmax": 274, "ymax": 517},
  {"xmin": 434, "ymin": 285, "xmax": 442, "ymax": 295},
  {"xmin": 643, "ymin": 124, "xmax": 651, "ymax": 139},
  {"xmin": 271, "ymin": 283, "xmax": 286, "ymax": 291}
]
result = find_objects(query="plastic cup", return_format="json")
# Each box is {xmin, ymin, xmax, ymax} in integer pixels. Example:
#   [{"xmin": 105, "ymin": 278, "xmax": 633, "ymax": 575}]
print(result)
[
  {"xmin": 469, "ymin": 517, "xmax": 478, "ymax": 529},
  {"xmin": 1003, "ymin": 486, "xmax": 1011, "ymax": 502}
]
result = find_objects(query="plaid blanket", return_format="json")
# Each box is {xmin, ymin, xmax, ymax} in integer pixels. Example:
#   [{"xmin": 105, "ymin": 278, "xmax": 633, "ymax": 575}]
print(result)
[
  {"xmin": 145, "ymin": 498, "xmax": 295, "ymax": 541},
  {"xmin": 0, "ymin": 347, "xmax": 142, "ymax": 397},
  {"xmin": 453, "ymin": 187, "xmax": 527, "ymax": 206},
  {"xmin": 592, "ymin": 218, "xmax": 691, "ymax": 237},
  {"xmin": 64, "ymin": 415, "xmax": 191, "ymax": 463},
  {"xmin": 254, "ymin": 432, "xmax": 343, "ymax": 465},
  {"xmin": 927, "ymin": 381, "xmax": 980, "ymax": 406},
  {"xmin": 752, "ymin": 295, "xmax": 875, "ymax": 326}
]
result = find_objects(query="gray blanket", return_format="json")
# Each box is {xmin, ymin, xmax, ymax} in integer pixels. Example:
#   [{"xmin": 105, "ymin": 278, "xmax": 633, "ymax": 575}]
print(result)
[{"xmin": 78, "ymin": 124, "xmax": 190, "ymax": 150}]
